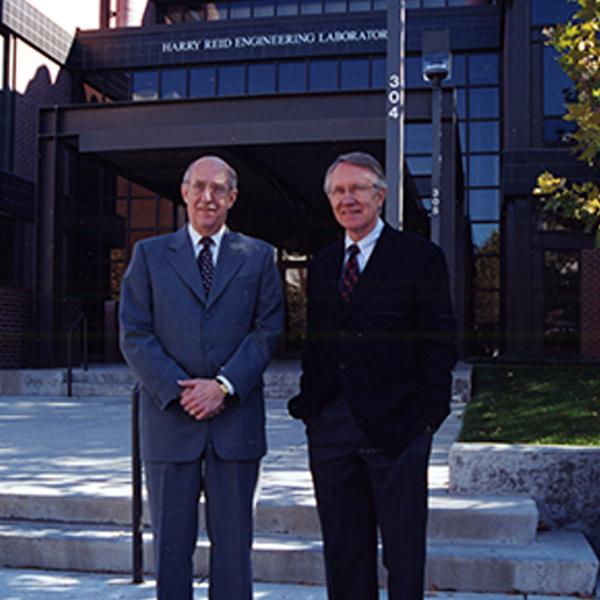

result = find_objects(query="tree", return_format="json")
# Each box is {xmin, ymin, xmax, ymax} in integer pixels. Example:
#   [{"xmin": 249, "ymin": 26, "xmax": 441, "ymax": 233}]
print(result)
[{"xmin": 534, "ymin": 0, "xmax": 600, "ymax": 246}]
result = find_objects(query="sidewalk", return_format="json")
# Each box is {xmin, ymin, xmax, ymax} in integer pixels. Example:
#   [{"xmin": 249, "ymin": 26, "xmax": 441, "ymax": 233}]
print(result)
[{"xmin": 0, "ymin": 569, "xmax": 584, "ymax": 600}]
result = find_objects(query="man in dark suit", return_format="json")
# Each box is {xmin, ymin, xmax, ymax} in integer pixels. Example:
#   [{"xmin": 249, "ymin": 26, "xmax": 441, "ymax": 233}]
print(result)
[
  {"xmin": 288, "ymin": 152, "xmax": 457, "ymax": 600},
  {"xmin": 120, "ymin": 155, "xmax": 284, "ymax": 600}
]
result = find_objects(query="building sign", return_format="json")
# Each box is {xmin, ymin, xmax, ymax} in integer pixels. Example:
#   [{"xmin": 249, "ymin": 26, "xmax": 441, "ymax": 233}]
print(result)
[
  {"xmin": 161, "ymin": 28, "xmax": 388, "ymax": 55},
  {"xmin": 73, "ymin": 18, "xmax": 390, "ymax": 70}
]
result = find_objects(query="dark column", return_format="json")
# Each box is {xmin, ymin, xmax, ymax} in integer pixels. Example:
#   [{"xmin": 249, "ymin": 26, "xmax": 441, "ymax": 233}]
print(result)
[
  {"xmin": 100, "ymin": 0, "xmax": 112, "ymax": 29},
  {"xmin": 35, "ymin": 108, "xmax": 62, "ymax": 366},
  {"xmin": 439, "ymin": 91, "xmax": 465, "ymax": 358}
]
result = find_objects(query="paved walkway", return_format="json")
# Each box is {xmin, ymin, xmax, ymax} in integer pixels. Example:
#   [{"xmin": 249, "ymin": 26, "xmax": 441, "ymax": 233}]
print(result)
[{"xmin": 0, "ymin": 362, "xmax": 591, "ymax": 599}]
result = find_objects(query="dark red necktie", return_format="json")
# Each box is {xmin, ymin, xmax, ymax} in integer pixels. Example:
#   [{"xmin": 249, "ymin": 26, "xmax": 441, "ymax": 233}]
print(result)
[
  {"xmin": 198, "ymin": 237, "xmax": 215, "ymax": 292},
  {"xmin": 340, "ymin": 244, "xmax": 360, "ymax": 303}
]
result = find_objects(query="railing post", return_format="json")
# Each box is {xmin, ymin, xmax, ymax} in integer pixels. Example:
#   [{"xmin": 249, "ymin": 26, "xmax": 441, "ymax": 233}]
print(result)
[
  {"xmin": 67, "ymin": 331, "xmax": 73, "ymax": 397},
  {"xmin": 66, "ymin": 313, "xmax": 88, "ymax": 397},
  {"xmin": 83, "ymin": 317, "xmax": 89, "ymax": 371},
  {"xmin": 131, "ymin": 384, "xmax": 144, "ymax": 583}
]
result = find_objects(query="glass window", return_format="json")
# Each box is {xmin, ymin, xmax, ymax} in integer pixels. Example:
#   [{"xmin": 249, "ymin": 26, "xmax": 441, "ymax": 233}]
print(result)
[
  {"xmin": 231, "ymin": 1, "xmax": 251, "ymax": 18},
  {"xmin": 132, "ymin": 71, "xmax": 158, "ymax": 101},
  {"xmin": 543, "ymin": 45, "xmax": 574, "ymax": 117},
  {"xmin": 373, "ymin": 0, "xmax": 386, "ymax": 8},
  {"xmin": 423, "ymin": 0, "xmax": 445, "ymax": 7},
  {"xmin": 309, "ymin": 60, "xmax": 338, "ymax": 92},
  {"xmin": 211, "ymin": 3, "xmax": 228, "ymax": 19},
  {"xmin": 248, "ymin": 63, "xmax": 276, "ymax": 94},
  {"xmin": 161, "ymin": 69, "xmax": 186, "ymax": 99},
  {"xmin": 279, "ymin": 62, "xmax": 306, "ymax": 92},
  {"xmin": 190, "ymin": 67, "xmax": 216, "ymax": 97},
  {"xmin": 325, "ymin": 0, "xmax": 346, "ymax": 12},
  {"xmin": 473, "ymin": 291, "xmax": 500, "ymax": 331},
  {"xmin": 405, "ymin": 123, "xmax": 432, "ymax": 154},
  {"xmin": 254, "ymin": 0, "xmax": 275, "ymax": 17},
  {"xmin": 469, "ymin": 155, "xmax": 500, "ymax": 187},
  {"xmin": 469, "ymin": 87, "xmax": 499, "ymax": 118},
  {"xmin": 341, "ymin": 59, "xmax": 369, "ymax": 90},
  {"xmin": 469, "ymin": 121, "xmax": 500, "ymax": 152},
  {"xmin": 371, "ymin": 57, "xmax": 386, "ymax": 89},
  {"xmin": 544, "ymin": 117, "xmax": 577, "ymax": 144},
  {"xmin": 468, "ymin": 54, "xmax": 498, "ymax": 85},
  {"xmin": 349, "ymin": 0, "xmax": 370, "ymax": 11},
  {"xmin": 105, "ymin": 72, "xmax": 130, "ymax": 102},
  {"xmin": 455, "ymin": 88, "xmax": 467, "ymax": 118},
  {"xmin": 474, "ymin": 256, "xmax": 500, "ymax": 290},
  {"xmin": 451, "ymin": 53, "xmax": 466, "ymax": 86},
  {"xmin": 531, "ymin": 0, "xmax": 575, "ymax": 26},
  {"xmin": 406, "ymin": 56, "xmax": 428, "ymax": 88},
  {"xmin": 469, "ymin": 189, "xmax": 500, "ymax": 221},
  {"xmin": 301, "ymin": 0, "xmax": 322, "ymax": 14},
  {"xmin": 218, "ymin": 65, "xmax": 245, "ymax": 95},
  {"xmin": 459, "ymin": 121, "xmax": 467, "ymax": 152},
  {"xmin": 277, "ymin": 0, "xmax": 298, "ymax": 15},
  {"xmin": 406, "ymin": 156, "xmax": 431, "ymax": 176},
  {"xmin": 472, "ymin": 224, "xmax": 500, "ymax": 253}
]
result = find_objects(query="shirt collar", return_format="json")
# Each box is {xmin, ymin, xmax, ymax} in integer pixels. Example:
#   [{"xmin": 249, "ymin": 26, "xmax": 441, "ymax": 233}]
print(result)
[
  {"xmin": 344, "ymin": 218, "xmax": 384, "ymax": 254},
  {"xmin": 187, "ymin": 223, "xmax": 226, "ymax": 257}
]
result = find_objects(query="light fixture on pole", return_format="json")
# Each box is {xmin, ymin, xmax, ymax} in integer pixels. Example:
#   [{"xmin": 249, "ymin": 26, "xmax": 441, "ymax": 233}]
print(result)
[{"xmin": 422, "ymin": 30, "xmax": 451, "ymax": 246}]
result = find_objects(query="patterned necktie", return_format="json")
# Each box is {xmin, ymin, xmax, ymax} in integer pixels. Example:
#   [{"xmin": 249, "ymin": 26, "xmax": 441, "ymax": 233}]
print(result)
[
  {"xmin": 340, "ymin": 244, "xmax": 360, "ymax": 303},
  {"xmin": 198, "ymin": 237, "xmax": 215, "ymax": 292}
]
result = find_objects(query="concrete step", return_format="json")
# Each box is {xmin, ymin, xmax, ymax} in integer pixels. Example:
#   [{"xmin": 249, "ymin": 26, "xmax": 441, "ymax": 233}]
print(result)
[
  {"xmin": 0, "ymin": 520, "xmax": 596, "ymax": 595},
  {"xmin": 0, "ymin": 363, "xmax": 301, "ymax": 398},
  {"xmin": 0, "ymin": 493, "xmax": 539, "ymax": 545}
]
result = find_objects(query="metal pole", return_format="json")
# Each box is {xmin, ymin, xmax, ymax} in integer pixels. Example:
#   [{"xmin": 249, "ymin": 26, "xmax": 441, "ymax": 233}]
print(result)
[
  {"xmin": 385, "ymin": 0, "xmax": 405, "ymax": 230},
  {"xmin": 131, "ymin": 385, "xmax": 144, "ymax": 583},
  {"xmin": 430, "ymin": 76, "xmax": 443, "ymax": 246}
]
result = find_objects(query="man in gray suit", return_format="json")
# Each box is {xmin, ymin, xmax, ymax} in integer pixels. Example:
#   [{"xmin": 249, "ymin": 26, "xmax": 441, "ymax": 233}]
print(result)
[{"xmin": 119, "ymin": 155, "xmax": 284, "ymax": 600}]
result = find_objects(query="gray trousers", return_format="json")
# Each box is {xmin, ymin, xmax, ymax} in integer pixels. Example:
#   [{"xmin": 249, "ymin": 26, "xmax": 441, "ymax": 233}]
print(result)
[{"xmin": 145, "ymin": 446, "xmax": 259, "ymax": 600}]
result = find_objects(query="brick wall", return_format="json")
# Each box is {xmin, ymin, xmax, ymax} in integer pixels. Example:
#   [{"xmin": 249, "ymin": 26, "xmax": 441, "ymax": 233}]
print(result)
[
  {"xmin": 581, "ymin": 248, "xmax": 600, "ymax": 359},
  {"xmin": 0, "ymin": 286, "xmax": 33, "ymax": 367}
]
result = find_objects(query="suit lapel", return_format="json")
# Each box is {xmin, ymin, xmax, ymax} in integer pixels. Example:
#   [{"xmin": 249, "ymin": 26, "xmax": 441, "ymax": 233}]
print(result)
[{"xmin": 166, "ymin": 227, "xmax": 208, "ymax": 304}]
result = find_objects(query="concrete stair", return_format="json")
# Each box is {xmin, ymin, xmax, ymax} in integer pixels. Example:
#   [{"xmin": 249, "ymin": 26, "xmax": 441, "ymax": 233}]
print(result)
[
  {"xmin": 0, "ymin": 491, "xmax": 597, "ymax": 595},
  {"xmin": 0, "ymin": 363, "xmax": 597, "ymax": 594},
  {"xmin": 0, "ymin": 362, "xmax": 302, "ymax": 400}
]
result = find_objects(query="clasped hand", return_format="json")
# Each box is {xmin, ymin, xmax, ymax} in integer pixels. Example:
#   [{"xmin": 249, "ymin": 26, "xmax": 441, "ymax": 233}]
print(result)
[{"xmin": 178, "ymin": 378, "xmax": 226, "ymax": 421}]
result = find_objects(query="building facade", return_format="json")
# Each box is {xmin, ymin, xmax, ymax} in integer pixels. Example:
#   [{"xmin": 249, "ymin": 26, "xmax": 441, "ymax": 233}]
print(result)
[{"xmin": 0, "ymin": 0, "xmax": 596, "ymax": 367}]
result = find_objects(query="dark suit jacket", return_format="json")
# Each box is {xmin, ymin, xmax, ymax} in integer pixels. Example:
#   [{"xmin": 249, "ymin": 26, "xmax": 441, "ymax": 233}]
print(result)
[
  {"xmin": 289, "ymin": 224, "xmax": 457, "ymax": 457},
  {"xmin": 120, "ymin": 226, "xmax": 284, "ymax": 463}
]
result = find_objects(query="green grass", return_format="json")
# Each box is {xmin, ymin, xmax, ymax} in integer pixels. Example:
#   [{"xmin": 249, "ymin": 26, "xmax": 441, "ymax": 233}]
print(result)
[{"xmin": 458, "ymin": 363, "xmax": 600, "ymax": 445}]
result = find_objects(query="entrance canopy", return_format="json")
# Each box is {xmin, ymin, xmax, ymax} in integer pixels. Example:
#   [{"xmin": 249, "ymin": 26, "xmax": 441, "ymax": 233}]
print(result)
[{"xmin": 41, "ymin": 92, "xmax": 394, "ymax": 254}]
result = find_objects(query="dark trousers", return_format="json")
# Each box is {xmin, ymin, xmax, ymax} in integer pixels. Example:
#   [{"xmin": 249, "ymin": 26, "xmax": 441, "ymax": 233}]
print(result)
[
  {"xmin": 308, "ymin": 394, "xmax": 432, "ymax": 600},
  {"xmin": 145, "ymin": 446, "xmax": 259, "ymax": 600}
]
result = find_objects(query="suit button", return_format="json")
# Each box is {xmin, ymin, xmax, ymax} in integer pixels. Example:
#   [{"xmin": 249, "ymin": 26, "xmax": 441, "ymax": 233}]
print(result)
[{"xmin": 339, "ymin": 363, "xmax": 346, "ymax": 371}]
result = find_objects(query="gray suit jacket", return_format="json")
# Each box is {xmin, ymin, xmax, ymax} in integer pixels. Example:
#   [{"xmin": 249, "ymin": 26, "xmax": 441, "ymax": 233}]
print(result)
[{"xmin": 119, "ymin": 226, "xmax": 284, "ymax": 463}]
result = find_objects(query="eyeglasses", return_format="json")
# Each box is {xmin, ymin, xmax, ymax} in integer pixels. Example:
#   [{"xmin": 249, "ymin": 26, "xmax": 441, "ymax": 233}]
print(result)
[
  {"xmin": 328, "ymin": 183, "xmax": 378, "ymax": 201},
  {"xmin": 185, "ymin": 180, "xmax": 230, "ymax": 199}
]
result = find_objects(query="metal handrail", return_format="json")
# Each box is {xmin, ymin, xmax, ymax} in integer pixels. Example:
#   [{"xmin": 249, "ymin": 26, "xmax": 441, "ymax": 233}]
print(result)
[
  {"xmin": 66, "ymin": 313, "xmax": 88, "ymax": 397},
  {"xmin": 131, "ymin": 384, "xmax": 144, "ymax": 583}
]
